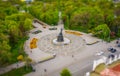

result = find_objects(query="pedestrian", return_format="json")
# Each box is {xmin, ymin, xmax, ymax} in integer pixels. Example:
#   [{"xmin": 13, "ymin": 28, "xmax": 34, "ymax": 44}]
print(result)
[
  {"xmin": 32, "ymin": 65, "xmax": 36, "ymax": 72},
  {"xmin": 44, "ymin": 69, "xmax": 47, "ymax": 72},
  {"xmin": 116, "ymin": 40, "xmax": 119, "ymax": 44},
  {"xmin": 32, "ymin": 68, "xmax": 36, "ymax": 72},
  {"xmin": 72, "ymin": 55, "xmax": 74, "ymax": 58}
]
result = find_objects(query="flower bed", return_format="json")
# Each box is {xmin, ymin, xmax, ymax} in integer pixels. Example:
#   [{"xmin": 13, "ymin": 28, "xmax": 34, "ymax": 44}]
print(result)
[
  {"xmin": 65, "ymin": 30, "xmax": 82, "ymax": 36},
  {"xmin": 30, "ymin": 38, "xmax": 38, "ymax": 49}
]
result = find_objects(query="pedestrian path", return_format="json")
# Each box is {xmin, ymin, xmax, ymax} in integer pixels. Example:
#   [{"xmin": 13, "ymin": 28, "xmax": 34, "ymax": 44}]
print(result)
[{"xmin": 0, "ymin": 62, "xmax": 25, "ymax": 75}]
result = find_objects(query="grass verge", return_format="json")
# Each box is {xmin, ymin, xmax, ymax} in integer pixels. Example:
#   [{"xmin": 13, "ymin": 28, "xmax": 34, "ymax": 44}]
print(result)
[{"xmin": 0, "ymin": 66, "xmax": 32, "ymax": 76}]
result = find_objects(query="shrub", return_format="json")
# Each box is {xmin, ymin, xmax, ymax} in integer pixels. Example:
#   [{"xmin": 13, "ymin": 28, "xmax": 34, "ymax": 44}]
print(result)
[{"xmin": 60, "ymin": 68, "xmax": 72, "ymax": 76}]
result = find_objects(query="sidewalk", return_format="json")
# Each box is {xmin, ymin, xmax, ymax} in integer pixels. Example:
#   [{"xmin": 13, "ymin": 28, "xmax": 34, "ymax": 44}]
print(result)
[{"xmin": 0, "ymin": 62, "xmax": 25, "ymax": 75}]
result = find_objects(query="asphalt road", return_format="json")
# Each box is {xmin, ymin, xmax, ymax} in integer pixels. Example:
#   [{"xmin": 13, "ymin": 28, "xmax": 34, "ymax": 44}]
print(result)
[
  {"xmin": 71, "ymin": 58, "xmax": 93, "ymax": 76},
  {"xmin": 49, "ymin": 55, "xmax": 94, "ymax": 76}
]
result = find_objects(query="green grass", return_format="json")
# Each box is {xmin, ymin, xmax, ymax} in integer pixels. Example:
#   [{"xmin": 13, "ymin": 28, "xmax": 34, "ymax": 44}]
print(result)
[
  {"xmin": 94, "ymin": 63, "xmax": 106, "ymax": 74},
  {"xmin": 90, "ymin": 71, "xmax": 100, "ymax": 76},
  {"xmin": 0, "ymin": 66, "xmax": 32, "ymax": 76},
  {"xmin": 90, "ymin": 63, "xmax": 106, "ymax": 76}
]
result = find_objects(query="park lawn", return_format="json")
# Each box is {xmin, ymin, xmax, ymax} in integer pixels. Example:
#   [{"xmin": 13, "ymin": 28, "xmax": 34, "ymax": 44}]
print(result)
[
  {"xmin": 0, "ymin": 66, "xmax": 32, "ymax": 76},
  {"xmin": 90, "ymin": 71, "xmax": 100, "ymax": 76},
  {"xmin": 94, "ymin": 63, "xmax": 106, "ymax": 73},
  {"xmin": 90, "ymin": 63, "xmax": 106, "ymax": 76}
]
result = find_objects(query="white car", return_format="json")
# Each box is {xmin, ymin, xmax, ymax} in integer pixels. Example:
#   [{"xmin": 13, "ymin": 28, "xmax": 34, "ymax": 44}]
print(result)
[{"xmin": 95, "ymin": 51, "xmax": 104, "ymax": 56}]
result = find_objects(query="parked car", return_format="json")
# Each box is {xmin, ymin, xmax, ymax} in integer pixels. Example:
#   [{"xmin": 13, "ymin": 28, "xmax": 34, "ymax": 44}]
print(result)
[
  {"xmin": 118, "ymin": 44, "xmax": 120, "ymax": 47},
  {"xmin": 107, "ymin": 47, "xmax": 117, "ymax": 53},
  {"xmin": 108, "ymin": 54, "xmax": 115, "ymax": 59}
]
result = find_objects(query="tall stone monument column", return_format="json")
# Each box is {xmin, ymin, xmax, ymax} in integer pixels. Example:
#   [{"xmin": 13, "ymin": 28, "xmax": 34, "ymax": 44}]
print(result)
[{"xmin": 57, "ymin": 28, "xmax": 64, "ymax": 42}]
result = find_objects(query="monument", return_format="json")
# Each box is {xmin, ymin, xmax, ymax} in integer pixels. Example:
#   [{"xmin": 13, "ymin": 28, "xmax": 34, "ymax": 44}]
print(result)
[
  {"xmin": 57, "ymin": 28, "xmax": 64, "ymax": 42},
  {"xmin": 52, "ymin": 28, "xmax": 70, "ymax": 45}
]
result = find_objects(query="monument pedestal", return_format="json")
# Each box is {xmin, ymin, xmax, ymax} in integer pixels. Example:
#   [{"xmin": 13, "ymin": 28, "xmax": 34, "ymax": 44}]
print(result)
[{"xmin": 53, "ymin": 38, "xmax": 70, "ymax": 45}]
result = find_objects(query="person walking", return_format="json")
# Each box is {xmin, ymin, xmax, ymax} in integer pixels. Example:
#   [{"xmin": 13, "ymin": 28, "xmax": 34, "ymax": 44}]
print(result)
[{"xmin": 44, "ymin": 69, "xmax": 47, "ymax": 72}]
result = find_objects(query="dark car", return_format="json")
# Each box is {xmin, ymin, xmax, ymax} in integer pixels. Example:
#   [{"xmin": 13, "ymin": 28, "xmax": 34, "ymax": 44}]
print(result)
[
  {"xmin": 118, "ymin": 44, "xmax": 120, "ymax": 47},
  {"xmin": 108, "ymin": 54, "xmax": 115, "ymax": 59},
  {"xmin": 108, "ymin": 47, "xmax": 117, "ymax": 53}
]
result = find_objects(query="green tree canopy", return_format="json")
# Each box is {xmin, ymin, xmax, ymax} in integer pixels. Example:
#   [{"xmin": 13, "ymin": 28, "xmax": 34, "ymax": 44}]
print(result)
[
  {"xmin": 93, "ymin": 24, "xmax": 110, "ymax": 41},
  {"xmin": 60, "ymin": 68, "xmax": 72, "ymax": 76}
]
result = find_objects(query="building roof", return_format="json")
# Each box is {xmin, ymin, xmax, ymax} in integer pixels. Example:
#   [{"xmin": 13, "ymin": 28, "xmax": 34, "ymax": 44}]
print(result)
[
  {"xmin": 100, "ymin": 64, "xmax": 120, "ymax": 76},
  {"xmin": 101, "ymin": 68, "xmax": 120, "ymax": 76}
]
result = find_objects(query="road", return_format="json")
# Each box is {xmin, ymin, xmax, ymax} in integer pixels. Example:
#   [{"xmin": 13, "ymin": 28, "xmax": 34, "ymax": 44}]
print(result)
[
  {"xmin": 50, "ymin": 55, "xmax": 94, "ymax": 76},
  {"xmin": 25, "ymin": 41, "xmax": 114, "ymax": 76},
  {"xmin": 48, "ymin": 42, "xmax": 112, "ymax": 76}
]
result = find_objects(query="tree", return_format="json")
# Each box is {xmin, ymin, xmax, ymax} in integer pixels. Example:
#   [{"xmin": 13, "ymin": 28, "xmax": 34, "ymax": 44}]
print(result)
[
  {"xmin": 60, "ymin": 68, "xmax": 72, "ymax": 76},
  {"xmin": 4, "ymin": 6, "xmax": 18, "ymax": 15},
  {"xmin": 111, "ymin": 16, "xmax": 120, "ymax": 36},
  {"xmin": 93, "ymin": 24, "xmax": 110, "ymax": 41},
  {"xmin": 24, "ymin": 18, "xmax": 32, "ymax": 31},
  {"xmin": 63, "ymin": 1, "xmax": 77, "ymax": 28},
  {"xmin": 7, "ymin": 20, "xmax": 20, "ymax": 45},
  {"xmin": 0, "ymin": 40, "xmax": 11, "ymax": 67},
  {"xmin": 0, "ymin": 1, "xmax": 33, "ymax": 66}
]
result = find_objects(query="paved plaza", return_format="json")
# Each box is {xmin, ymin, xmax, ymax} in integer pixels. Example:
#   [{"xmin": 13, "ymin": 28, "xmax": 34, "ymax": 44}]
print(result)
[
  {"xmin": 24, "ymin": 21, "xmax": 118, "ymax": 76},
  {"xmin": 37, "ymin": 33, "xmax": 85, "ymax": 55}
]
